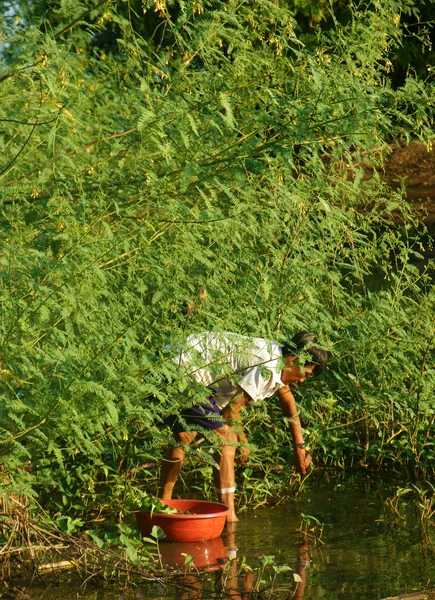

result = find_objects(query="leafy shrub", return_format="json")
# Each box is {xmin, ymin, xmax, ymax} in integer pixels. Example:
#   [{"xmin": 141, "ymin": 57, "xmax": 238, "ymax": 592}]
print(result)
[{"xmin": 0, "ymin": 0, "xmax": 434, "ymax": 520}]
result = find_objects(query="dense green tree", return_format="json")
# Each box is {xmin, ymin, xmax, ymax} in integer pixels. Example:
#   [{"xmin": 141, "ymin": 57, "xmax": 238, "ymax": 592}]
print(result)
[{"xmin": 0, "ymin": 0, "xmax": 434, "ymax": 524}]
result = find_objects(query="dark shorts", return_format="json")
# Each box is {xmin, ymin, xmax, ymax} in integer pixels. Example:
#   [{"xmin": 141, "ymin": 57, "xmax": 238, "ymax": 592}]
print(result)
[{"xmin": 163, "ymin": 396, "xmax": 225, "ymax": 433}]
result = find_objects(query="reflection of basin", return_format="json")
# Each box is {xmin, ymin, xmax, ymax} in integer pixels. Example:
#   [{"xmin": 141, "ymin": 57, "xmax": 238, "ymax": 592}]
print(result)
[
  {"xmin": 157, "ymin": 537, "xmax": 228, "ymax": 571},
  {"xmin": 135, "ymin": 499, "xmax": 231, "ymax": 542}
]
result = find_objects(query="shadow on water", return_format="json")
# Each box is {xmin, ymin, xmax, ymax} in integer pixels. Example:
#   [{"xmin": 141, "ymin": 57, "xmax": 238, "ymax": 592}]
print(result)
[{"xmin": 6, "ymin": 480, "xmax": 435, "ymax": 600}]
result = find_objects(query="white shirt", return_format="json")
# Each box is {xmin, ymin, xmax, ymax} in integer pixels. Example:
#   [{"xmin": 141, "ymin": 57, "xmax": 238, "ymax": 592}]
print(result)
[{"xmin": 174, "ymin": 331, "xmax": 285, "ymax": 409}]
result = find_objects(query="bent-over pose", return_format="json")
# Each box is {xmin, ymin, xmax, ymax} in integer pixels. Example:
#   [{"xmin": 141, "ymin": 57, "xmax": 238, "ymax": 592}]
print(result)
[{"xmin": 159, "ymin": 331, "xmax": 328, "ymax": 522}]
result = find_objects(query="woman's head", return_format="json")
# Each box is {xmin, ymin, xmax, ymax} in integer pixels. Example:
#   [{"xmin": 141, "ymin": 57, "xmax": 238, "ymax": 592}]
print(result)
[{"xmin": 281, "ymin": 331, "xmax": 329, "ymax": 375}]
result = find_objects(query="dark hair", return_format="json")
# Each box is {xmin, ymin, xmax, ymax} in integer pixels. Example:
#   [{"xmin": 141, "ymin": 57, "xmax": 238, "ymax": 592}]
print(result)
[{"xmin": 281, "ymin": 331, "xmax": 329, "ymax": 375}]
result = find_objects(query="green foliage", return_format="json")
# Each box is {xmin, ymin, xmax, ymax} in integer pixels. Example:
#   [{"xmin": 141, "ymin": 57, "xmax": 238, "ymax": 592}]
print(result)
[
  {"xmin": 128, "ymin": 488, "xmax": 179, "ymax": 514},
  {"xmin": 0, "ymin": 0, "xmax": 434, "ymax": 531}
]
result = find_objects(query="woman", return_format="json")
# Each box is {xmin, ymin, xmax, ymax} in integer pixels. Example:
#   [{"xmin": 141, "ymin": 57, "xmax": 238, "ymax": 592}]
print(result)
[{"xmin": 159, "ymin": 331, "xmax": 328, "ymax": 522}]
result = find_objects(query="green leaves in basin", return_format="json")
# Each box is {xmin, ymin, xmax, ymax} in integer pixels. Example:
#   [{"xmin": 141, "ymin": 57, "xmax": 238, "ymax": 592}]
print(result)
[{"xmin": 129, "ymin": 489, "xmax": 180, "ymax": 515}]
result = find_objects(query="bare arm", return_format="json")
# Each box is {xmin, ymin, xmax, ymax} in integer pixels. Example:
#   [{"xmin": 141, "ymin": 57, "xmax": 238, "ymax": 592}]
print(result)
[{"xmin": 276, "ymin": 385, "xmax": 312, "ymax": 476}]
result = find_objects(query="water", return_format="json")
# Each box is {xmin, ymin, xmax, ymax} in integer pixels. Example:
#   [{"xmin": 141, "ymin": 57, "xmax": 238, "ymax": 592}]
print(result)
[
  {"xmin": 148, "ymin": 479, "xmax": 435, "ymax": 599},
  {"xmin": 7, "ymin": 479, "xmax": 435, "ymax": 600},
  {"xmin": 242, "ymin": 481, "xmax": 435, "ymax": 599}
]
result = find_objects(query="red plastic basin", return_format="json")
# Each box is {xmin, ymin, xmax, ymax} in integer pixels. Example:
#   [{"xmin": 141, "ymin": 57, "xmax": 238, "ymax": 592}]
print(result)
[{"xmin": 135, "ymin": 499, "xmax": 231, "ymax": 543}]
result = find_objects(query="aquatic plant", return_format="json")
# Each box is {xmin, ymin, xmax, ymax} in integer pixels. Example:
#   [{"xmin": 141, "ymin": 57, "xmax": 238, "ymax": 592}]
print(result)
[{"xmin": 387, "ymin": 482, "xmax": 435, "ymax": 547}]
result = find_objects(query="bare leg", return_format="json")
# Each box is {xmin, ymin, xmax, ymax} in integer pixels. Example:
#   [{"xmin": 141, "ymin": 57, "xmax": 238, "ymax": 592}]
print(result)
[
  {"xmin": 158, "ymin": 431, "xmax": 197, "ymax": 499},
  {"xmin": 213, "ymin": 425, "xmax": 239, "ymax": 522}
]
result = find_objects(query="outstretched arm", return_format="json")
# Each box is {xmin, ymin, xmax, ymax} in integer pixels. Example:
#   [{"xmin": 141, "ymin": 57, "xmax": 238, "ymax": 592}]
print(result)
[
  {"xmin": 276, "ymin": 385, "xmax": 312, "ymax": 476},
  {"xmin": 222, "ymin": 387, "xmax": 251, "ymax": 463}
]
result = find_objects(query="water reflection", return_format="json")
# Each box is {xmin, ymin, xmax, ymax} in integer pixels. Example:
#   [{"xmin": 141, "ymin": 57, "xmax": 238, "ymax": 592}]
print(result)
[
  {"xmin": 143, "ymin": 482, "xmax": 435, "ymax": 600},
  {"xmin": 17, "ymin": 482, "xmax": 435, "ymax": 600},
  {"xmin": 156, "ymin": 523, "xmax": 309, "ymax": 599},
  {"xmin": 157, "ymin": 536, "xmax": 228, "ymax": 571}
]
